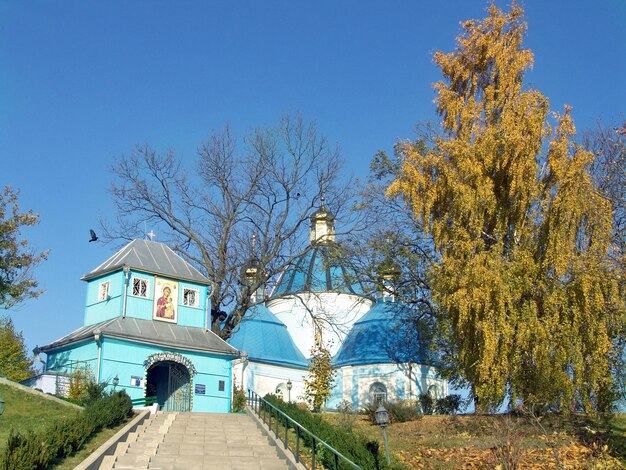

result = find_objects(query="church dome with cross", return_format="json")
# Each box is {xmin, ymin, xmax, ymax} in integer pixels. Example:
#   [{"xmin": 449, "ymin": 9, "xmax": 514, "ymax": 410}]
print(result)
[{"xmin": 265, "ymin": 199, "xmax": 372, "ymax": 357}]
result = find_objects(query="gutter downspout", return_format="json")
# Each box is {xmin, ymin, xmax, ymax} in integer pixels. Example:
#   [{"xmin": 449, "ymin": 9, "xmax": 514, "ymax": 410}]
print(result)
[
  {"xmin": 204, "ymin": 285, "xmax": 213, "ymax": 331},
  {"xmin": 230, "ymin": 353, "xmax": 248, "ymax": 402},
  {"xmin": 121, "ymin": 266, "xmax": 130, "ymax": 318},
  {"xmin": 94, "ymin": 331, "xmax": 102, "ymax": 383},
  {"xmin": 241, "ymin": 353, "xmax": 248, "ymax": 390}
]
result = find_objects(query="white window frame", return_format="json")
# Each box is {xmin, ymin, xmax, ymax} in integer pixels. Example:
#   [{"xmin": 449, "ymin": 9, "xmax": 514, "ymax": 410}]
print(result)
[
  {"xmin": 182, "ymin": 287, "xmax": 199, "ymax": 308},
  {"xmin": 98, "ymin": 281, "xmax": 110, "ymax": 301},
  {"xmin": 131, "ymin": 277, "xmax": 150, "ymax": 298},
  {"xmin": 369, "ymin": 382, "xmax": 388, "ymax": 405}
]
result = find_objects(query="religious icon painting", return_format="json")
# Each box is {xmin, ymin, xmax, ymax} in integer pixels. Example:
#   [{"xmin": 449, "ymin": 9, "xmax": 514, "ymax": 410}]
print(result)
[{"xmin": 153, "ymin": 277, "xmax": 178, "ymax": 323}]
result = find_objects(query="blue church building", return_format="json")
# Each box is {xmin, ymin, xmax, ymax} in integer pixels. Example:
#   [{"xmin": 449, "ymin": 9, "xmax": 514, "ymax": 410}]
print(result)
[
  {"xmin": 228, "ymin": 202, "xmax": 447, "ymax": 410},
  {"xmin": 33, "ymin": 200, "xmax": 446, "ymax": 413},
  {"xmin": 38, "ymin": 239, "xmax": 240, "ymax": 412}
]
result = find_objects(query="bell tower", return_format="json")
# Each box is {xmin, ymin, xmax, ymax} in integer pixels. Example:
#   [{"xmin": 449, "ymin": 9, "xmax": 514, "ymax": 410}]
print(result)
[{"xmin": 309, "ymin": 196, "xmax": 335, "ymax": 244}]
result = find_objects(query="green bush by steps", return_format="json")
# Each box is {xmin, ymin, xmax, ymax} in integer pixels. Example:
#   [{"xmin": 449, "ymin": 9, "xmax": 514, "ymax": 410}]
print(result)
[
  {"xmin": 0, "ymin": 390, "xmax": 132, "ymax": 470},
  {"xmin": 264, "ymin": 394, "xmax": 399, "ymax": 470}
]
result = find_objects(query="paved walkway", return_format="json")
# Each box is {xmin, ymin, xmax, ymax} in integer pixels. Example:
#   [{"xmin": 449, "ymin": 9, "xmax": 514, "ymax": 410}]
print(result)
[{"xmin": 99, "ymin": 412, "xmax": 290, "ymax": 470}]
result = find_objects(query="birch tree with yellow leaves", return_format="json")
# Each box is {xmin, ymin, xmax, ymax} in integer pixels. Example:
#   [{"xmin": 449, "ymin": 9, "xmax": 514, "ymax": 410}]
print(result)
[{"xmin": 388, "ymin": 3, "xmax": 624, "ymax": 412}]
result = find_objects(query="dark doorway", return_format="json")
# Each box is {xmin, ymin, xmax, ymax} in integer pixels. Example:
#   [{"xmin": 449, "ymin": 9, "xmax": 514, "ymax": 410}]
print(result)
[{"xmin": 146, "ymin": 361, "xmax": 192, "ymax": 411}]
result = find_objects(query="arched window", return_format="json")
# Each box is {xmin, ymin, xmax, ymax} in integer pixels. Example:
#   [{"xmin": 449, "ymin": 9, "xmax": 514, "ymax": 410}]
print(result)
[
  {"xmin": 369, "ymin": 382, "xmax": 387, "ymax": 404},
  {"xmin": 275, "ymin": 382, "xmax": 288, "ymax": 401},
  {"xmin": 427, "ymin": 383, "xmax": 441, "ymax": 400}
]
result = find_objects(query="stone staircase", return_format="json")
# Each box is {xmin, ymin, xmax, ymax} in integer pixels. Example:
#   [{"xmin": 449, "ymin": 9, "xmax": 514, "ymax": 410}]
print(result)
[{"xmin": 98, "ymin": 412, "xmax": 290, "ymax": 470}]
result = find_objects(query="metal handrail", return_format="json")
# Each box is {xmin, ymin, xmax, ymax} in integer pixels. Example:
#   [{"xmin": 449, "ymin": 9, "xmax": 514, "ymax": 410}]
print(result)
[
  {"xmin": 131, "ymin": 395, "xmax": 158, "ymax": 407},
  {"xmin": 247, "ymin": 389, "xmax": 362, "ymax": 470}
]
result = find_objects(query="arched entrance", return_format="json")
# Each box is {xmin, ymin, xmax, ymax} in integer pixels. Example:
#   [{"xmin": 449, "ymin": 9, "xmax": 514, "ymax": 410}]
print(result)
[{"xmin": 144, "ymin": 353, "xmax": 196, "ymax": 412}]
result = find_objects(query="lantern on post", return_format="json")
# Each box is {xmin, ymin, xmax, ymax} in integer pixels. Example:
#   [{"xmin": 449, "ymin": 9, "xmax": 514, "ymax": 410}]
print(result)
[
  {"xmin": 113, "ymin": 374, "xmax": 119, "ymax": 391},
  {"xmin": 286, "ymin": 379, "xmax": 293, "ymax": 403},
  {"xmin": 375, "ymin": 405, "xmax": 391, "ymax": 465}
]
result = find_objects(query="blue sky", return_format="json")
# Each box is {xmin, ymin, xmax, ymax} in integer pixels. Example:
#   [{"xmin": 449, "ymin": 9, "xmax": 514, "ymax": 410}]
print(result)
[{"xmin": 1, "ymin": 1, "xmax": 624, "ymax": 359}]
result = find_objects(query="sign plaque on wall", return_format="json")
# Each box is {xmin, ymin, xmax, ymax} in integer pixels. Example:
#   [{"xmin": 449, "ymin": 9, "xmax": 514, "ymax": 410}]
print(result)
[
  {"xmin": 195, "ymin": 384, "xmax": 206, "ymax": 395},
  {"xmin": 130, "ymin": 376, "xmax": 143, "ymax": 387}
]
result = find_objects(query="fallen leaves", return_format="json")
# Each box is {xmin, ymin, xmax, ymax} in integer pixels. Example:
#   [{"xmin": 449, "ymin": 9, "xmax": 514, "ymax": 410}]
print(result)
[{"xmin": 395, "ymin": 440, "xmax": 624, "ymax": 469}]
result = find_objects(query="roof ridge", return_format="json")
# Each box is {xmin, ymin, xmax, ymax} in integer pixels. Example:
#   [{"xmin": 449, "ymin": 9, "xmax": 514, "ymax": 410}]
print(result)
[{"xmin": 81, "ymin": 239, "xmax": 210, "ymax": 284}]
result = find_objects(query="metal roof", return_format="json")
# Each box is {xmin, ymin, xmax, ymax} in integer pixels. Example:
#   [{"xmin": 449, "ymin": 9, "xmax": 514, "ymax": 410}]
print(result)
[
  {"xmin": 228, "ymin": 304, "xmax": 308, "ymax": 369},
  {"xmin": 270, "ymin": 243, "xmax": 367, "ymax": 298},
  {"xmin": 332, "ymin": 301, "xmax": 431, "ymax": 368},
  {"xmin": 81, "ymin": 239, "xmax": 210, "ymax": 284},
  {"xmin": 40, "ymin": 317, "xmax": 239, "ymax": 357}
]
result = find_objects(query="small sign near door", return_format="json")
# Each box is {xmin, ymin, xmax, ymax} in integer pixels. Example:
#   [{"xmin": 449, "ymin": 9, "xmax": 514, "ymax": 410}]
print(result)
[
  {"xmin": 195, "ymin": 383, "xmax": 206, "ymax": 395},
  {"xmin": 130, "ymin": 376, "xmax": 143, "ymax": 387}
]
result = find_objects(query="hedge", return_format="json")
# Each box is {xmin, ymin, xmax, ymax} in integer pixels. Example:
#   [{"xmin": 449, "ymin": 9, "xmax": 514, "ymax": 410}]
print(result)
[
  {"xmin": 264, "ymin": 395, "xmax": 397, "ymax": 470},
  {"xmin": 0, "ymin": 390, "xmax": 132, "ymax": 470}
]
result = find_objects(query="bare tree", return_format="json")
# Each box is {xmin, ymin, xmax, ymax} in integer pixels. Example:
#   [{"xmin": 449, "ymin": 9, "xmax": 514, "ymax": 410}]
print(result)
[
  {"xmin": 105, "ymin": 114, "xmax": 359, "ymax": 338},
  {"xmin": 347, "ymin": 138, "xmax": 436, "ymax": 305},
  {"xmin": 343, "ymin": 137, "xmax": 458, "ymax": 388}
]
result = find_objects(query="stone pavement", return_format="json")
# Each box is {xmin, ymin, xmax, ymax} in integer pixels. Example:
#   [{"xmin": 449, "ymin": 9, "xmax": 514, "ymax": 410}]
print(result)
[{"xmin": 98, "ymin": 412, "xmax": 290, "ymax": 470}]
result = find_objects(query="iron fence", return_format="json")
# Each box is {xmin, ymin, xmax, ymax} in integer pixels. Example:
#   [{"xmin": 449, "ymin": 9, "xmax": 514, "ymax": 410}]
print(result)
[{"xmin": 247, "ymin": 389, "xmax": 362, "ymax": 470}]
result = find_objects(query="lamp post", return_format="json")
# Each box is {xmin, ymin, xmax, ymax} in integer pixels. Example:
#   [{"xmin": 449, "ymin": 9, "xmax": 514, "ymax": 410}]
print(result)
[
  {"xmin": 0, "ymin": 388, "xmax": 4, "ymax": 415},
  {"xmin": 286, "ymin": 379, "xmax": 292, "ymax": 403},
  {"xmin": 113, "ymin": 374, "xmax": 119, "ymax": 391},
  {"xmin": 375, "ymin": 405, "xmax": 391, "ymax": 465}
]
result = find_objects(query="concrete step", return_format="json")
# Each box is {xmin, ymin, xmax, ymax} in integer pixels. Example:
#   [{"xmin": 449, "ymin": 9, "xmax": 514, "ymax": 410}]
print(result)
[
  {"xmin": 113, "ymin": 453, "xmax": 151, "ymax": 468},
  {"xmin": 106, "ymin": 411, "xmax": 289, "ymax": 470},
  {"xmin": 147, "ymin": 455, "xmax": 287, "ymax": 470},
  {"xmin": 99, "ymin": 455, "xmax": 116, "ymax": 470}
]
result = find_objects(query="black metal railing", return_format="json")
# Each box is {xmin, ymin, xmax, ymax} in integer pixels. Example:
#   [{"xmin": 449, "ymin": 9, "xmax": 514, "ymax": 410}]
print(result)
[{"xmin": 247, "ymin": 389, "xmax": 361, "ymax": 470}]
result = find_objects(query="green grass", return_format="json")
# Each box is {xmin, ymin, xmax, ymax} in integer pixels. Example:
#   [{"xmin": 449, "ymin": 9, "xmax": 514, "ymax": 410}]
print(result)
[
  {"xmin": 0, "ymin": 382, "xmax": 133, "ymax": 468},
  {"xmin": 49, "ymin": 424, "xmax": 126, "ymax": 470},
  {"xmin": 0, "ymin": 383, "xmax": 80, "ymax": 451},
  {"xmin": 610, "ymin": 414, "xmax": 626, "ymax": 463}
]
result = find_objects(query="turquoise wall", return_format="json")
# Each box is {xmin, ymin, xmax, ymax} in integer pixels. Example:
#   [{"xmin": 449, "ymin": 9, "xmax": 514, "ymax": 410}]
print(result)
[
  {"xmin": 83, "ymin": 269, "xmax": 208, "ymax": 329},
  {"xmin": 177, "ymin": 280, "xmax": 207, "ymax": 328},
  {"xmin": 45, "ymin": 340, "xmax": 99, "ymax": 379},
  {"xmin": 45, "ymin": 336, "xmax": 233, "ymax": 412},
  {"xmin": 84, "ymin": 271, "xmax": 124, "ymax": 326},
  {"xmin": 100, "ymin": 337, "xmax": 232, "ymax": 413}
]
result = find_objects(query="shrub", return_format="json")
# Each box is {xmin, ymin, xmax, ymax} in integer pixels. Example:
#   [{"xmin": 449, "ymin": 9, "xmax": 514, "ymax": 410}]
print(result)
[
  {"xmin": 0, "ymin": 390, "xmax": 133, "ymax": 469},
  {"xmin": 386, "ymin": 400, "xmax": 421, "ymax": 422},
  {"xmin": 363, "ymin": 400, "xmax": 421, "ymax": 424},
  {"xmin": 435, "ymin": 394, "xmax": 462, "ymax": 415},
  {"xmin": 81, "ymin": 380, "xmax": 108, "ymax": 406},
  {"xmin": 335, "ymin": 400, "xmax": 357, "ymax": 430},
  {"xmin": 419, "ymin": 393, "xmax": 434, "ymax": 415},
  {"xmin": 363, "ymin": 402, "xmax": 393, "ymax": 425},
  {"xmin": 67, "ymin": 367, "xmax": 91, "ymax": 402},
  {"xmin": 265, "ymin": 394, "xmax": 391, "ymax": 469},
  {"xmin": 231, "ymin": 380, "xmax": 247, "ymax": 412}
]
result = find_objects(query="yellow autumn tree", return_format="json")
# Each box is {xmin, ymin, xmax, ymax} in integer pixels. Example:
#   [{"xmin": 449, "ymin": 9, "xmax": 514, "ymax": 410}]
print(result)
[
  {"xmin": 389, "ymin": 3, "xmax": 624, "ymax": 412},
  {"xmin": 304, "ymin": 335, "xmax": 336, "ymax": 412}
]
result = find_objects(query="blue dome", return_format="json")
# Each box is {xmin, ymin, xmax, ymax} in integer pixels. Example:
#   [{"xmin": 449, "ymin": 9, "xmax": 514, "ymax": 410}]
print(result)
[
  {"xmin": 270, "ymin": 243, "xmax": 367, "ymax": 298},
  {"xmin": 332, "ymin": 301, "xmax": 430, "ymax": 368},
  {"xmin": 228, "ymin": 304, "xmax": 308, "ymax": 369}
]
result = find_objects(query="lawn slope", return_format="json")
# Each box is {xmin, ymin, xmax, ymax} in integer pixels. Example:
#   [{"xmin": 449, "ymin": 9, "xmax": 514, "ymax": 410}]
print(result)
[{"xmin": 0, "ymin": 382, "xmax": 80, "ymax": 451}]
